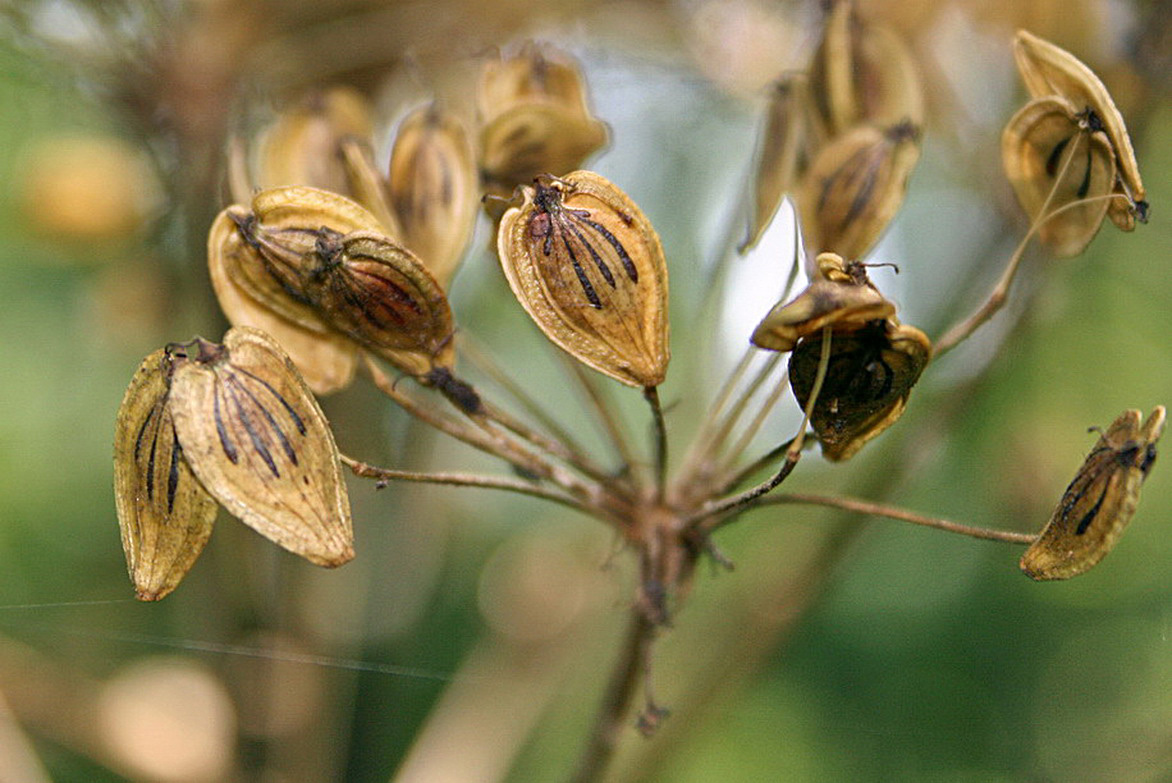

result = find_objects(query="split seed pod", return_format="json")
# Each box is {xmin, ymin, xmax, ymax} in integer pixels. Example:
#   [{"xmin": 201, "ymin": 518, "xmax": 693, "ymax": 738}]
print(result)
[
  {"xmin": 1001, "ymin": 96, "xmax": 1115, "ymax": 257},
  {"xmin": 798, "ymin": 122, "xmax": 921, "ymax": 260},
  {"xmin": 789, "ymin": 319, "xmax": 931, "ymax": 461},
  {"xmin": 387, "ymin": 103, "xmax": 479, "ymax": 287},
  {"xmin": 1021, "ymin": 406, "xmax": 1164, "ymax": 581},
  {"xmin": 497, "ymin": 171, "xmax": 669, "ymax": 387},
  {"xmin": 808, "ymin": 0, "xmax": 925, "ymax": 138},
  {"xmin": 751, "ymin": 252, "xmax": 895, "ymax": 353},
  {"xmin": 1013, "ymin": 30, "xmax": 1148, "ymax": 229}
]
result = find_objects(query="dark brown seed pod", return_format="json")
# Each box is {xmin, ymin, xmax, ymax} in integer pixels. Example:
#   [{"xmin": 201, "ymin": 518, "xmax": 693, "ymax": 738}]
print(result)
[
  {"xmin": 113, "ymin": 349, "xmax": 218, "ymax": 601},
  {"xmin": 497, "ymin": 171, "xmax": 669, "ymax": 387},
  {"xmin": 1021, "ymin": 406, "xmax": 1165, "ymax": 580},
  {"xmin": 788, "ymin": 319, "xmax": 931, "ymax": 461},
  {"xmin": 166, "ymin": 327, "xmax": 354, "ymax": 567},
  {"xmin": 751, "ymin": 252, "xmax": 896, "ymax": 353}
]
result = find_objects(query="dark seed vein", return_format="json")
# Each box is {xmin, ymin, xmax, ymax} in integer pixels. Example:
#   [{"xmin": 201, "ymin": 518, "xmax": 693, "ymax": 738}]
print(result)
[
  {"xmin": 226, "ymin": 372, "xmax": 298, "ymax": 466},
  {"xmin": 561, "ymin": 233, "xmax": 602, "ymax": 309},
  {"xmin": 225, "ymin": 383, "xmax": 279, "ymax": 478},
  {"xmin": 214, "ymin": 389, "xmax": 239, "ymax": 464},
  {"xmin": 580, "ymin": 218, "xmax": 638, "ymax": 282}
]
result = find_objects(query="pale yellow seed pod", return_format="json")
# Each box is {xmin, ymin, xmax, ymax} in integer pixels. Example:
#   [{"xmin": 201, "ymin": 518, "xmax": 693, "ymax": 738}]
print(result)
[
  {"xmin": 167, "ymin": 327, "xmax": 355, "ymax": 567},
  {"xmin": 478, "ymin": 42, "xmax": 594, "ymax": 125},
  {"xmin": 798, "ymin": 122, "xmax": 921, "ymax": 260},
  {"xmin": 1001, "ymin": 96, "xmax": 1116, "ymax": 258},
  {"xmin": 1012, "ymin": 30, "xmax": 1147, "ymax": 229},
  {"xmin": 497, "ymin": 171, "xmax": 669, "ymax": 388},
  {"xmin": 337, "ymin": 136, "xmax": 403, "ymax": 238},
  {"xmin": 114, "ymin": 349, "xmax": 218, "ymax": 601},
  {"xmin": 387, "ymin": 103, "xmax": 479, "ymax": 287},
  {"xmin": 1021, "ymin": 406, "xmax": 1164, "ymax": 580}
]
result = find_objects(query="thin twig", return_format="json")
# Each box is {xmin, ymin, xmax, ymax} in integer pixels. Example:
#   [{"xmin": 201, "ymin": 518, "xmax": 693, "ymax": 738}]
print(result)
[
  {"xmin": 644, "ymin": 385, "xmax": 668, "ymax": 503},
  {"xmin": 564, "ymin": 355, "xmax": 639, "ymax": 481},
  {"xmin": 690, "ymin": 353, "xmax": 784, "ymax": 480},
  {"xmin": 676, "ymin": 347, "xmax": 755, "ymax": 480},
  {"xmin": 721, "ymin": 365, "xmax": 791, "ymax": 468}
]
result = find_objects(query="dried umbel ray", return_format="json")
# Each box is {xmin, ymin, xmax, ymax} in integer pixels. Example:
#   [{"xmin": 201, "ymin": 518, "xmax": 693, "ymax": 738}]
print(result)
[
  {"xmin": 808, "ymin": 0, "xmax": 924, "ymax": 139},
  {"xmin": 114, "ymin": 327, "xmax": 355, "ymax": 600},
  {"xmin": 798, "ymin": 121, "xmax": 921, "ymax": 260},
  {"xmin": 497, "ymin": 171, "xmax": 669, "ymax": 388},
  {"xmin": 1021, "ymin": 406, "xmax": 1165, "ymax": 581},
  {"xmin": 1012, "ymin": 30, "xmax": 1148, "ymax": 230},
  {"xmin": 751, "ymin": 252, "xmax": 895, "ymax": 353},
  {"xmin": 789, "ymin": 319, "xmax": 931, "ymax": 462},
  {"xmin": 1001, "ymin": 96, "xmax": 1116, "ymax": 258},
  {"xmin": 387, "ymin": 103, "xmax": 479, "ymax": 287}
]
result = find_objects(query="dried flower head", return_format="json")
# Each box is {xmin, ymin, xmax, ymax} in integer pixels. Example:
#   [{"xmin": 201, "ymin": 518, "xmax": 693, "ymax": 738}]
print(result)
[
  {"xmin": 1021, "ymin": 406, "xmax": 1164, "ymax": 580},
  {"xmin": 497, "ymin": 170, "xmax": 669, "ymax": 387}
]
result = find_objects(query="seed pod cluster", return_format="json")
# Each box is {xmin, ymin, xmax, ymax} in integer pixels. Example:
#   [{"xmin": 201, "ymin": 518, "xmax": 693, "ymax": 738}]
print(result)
[
  {"xmin": 114, "ymin": 327, "xmax": 355, "ymax": 600},
  {"xmin": 497, "ymin": 171, "xmax": 669, "ymax": 388},
  {"xmin": 1021, "ymin": 406, "xmax": 1164, "ymax": 580}
]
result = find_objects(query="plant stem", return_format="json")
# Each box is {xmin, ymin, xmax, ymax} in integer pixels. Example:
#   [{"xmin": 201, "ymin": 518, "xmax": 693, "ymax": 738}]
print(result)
[
  {"xmin": 563, "ymin": 355, "xmax": 639, "ymax": 484},
  {"xmin": 644, "ymin": 386, "xmax": 668, "ymax": 502}
]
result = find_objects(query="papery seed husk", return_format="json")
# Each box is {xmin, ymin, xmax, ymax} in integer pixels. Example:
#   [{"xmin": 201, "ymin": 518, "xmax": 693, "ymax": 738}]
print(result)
[
  {"xmin": 1013, "ymin": 30, "xmax": 1146, "ymax": 228},
  {"xmin": 114, "ymin": 349, "xmax": 218, "ymax": 601},
  {"xmin": 167, "ymin": 327, "xmax": 354, "ymax": 567},
  {"xmin": 480, "ymin": 102, "xmax": 608, "ymax": 196},
  {"xmin": 306, "ymin": 230, "xmax": 455, "ymax": 376},
  {"xmin": 741, "ymin": 74, "xmax": 812, "ymax": 254},
  {"xmin": 337, "ymin": 136, "xmax": 403, "ymax": 238},
  {"xmin": 798, "ymin": 122, "xmax": 921, "ymax": 260},
  {"xmin": 1021, "ymin": 406, "xmax": 1165, "ymax": 580},
  {"xmin": 258, "ymin": 87, "xmax": 374, "ymax": 196},
  {"xmin": 789, "ymin": 320, "xmax": 930, "ymax": 461},
  {"xmin": 1001, "ymin": 96, "xmax": 1115, "ymax": 258},
  {"xmin": 497, "ymin": 171, "xmax": 669, "ymax": 387},
  {"xmin": 478, "ymin": 42, "xmax": 595, "ymax": 125},
  {"xmin": 751, "ymin": 252, "xmax": 895, "ymax": 353},
  {"xmin": 387, "ymin": 103, "xmax": 479, "ymax": 287}
]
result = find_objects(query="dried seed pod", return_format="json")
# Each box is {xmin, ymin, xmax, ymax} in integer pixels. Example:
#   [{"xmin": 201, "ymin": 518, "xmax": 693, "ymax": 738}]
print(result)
[
  {"xmin": 114, "ymin": 349, "xmax": 218, "ymax": 601},
  {"xmin": 798, "ymin": 121, "xmax": 921, "ymax": 259},
  {"xmin": 258, "ymin": 87, "xmax": 374, "ymax": 196},
  {"xmin": 497, "ymin": 171, "xmax": 669, "ymax": 387},
  {"xmin": 387, "ymin": 103, "xmax": 479, "ymax": 287},
  {"xmin": 751, "ymin": 253, "xmax": 896, "ymax": 353},
  {"xmin": 1012, "ymin": 30, "xmax": 1147, "ymax": 229},
  {"xmin": 166, "ymin": 327, "xmax": 355, "ymax": 567},
  {"xmin": 741, "ymin": 74, "xmax": 813, "ymax": 254},
  {"xmin": 304, "ymin": 230, "xmax": 456, "ymax": 376},
  {"xmin": 808, "ymin": 0, "xmax": 925, "ymax": 138},
  {"xmin": 1021, "ymin": 406, "xmax": 1164, "ymax": 580},
  {"xmin": 478, "ymin": 42, "xmax": 594, "ymax": 125},
  {"xmin": 1001, "ymin": 96, "xmax": 1115, "ymax": 258},
  {"xmin": 789, "ymin": 319, "xmax": 931, "ymax": 461},
  {"xmin": 337, "ymin": 136, "xmax": 402, "ymax": 237}
]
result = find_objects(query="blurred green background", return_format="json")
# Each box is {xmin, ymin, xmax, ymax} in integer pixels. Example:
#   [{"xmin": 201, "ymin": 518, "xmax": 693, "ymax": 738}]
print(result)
[{"xmin": 1, "ymin": 1, "xmax": 1170, "ymax": 781}]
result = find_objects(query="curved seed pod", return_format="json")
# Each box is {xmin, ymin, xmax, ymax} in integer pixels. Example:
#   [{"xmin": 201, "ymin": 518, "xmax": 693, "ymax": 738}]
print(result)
[
  {"xmin": 480, "ymin": 102, "xmax": 608, "ymax": 197},
  {"xmin": 258, "ymin": 86, "xmax": 374, "ymax": 196},
  {"xmin": 809, "ymin": 0, "xmax": 924, "ymax": 138},
  {"xmin": 497, "ymin": 171, "xmax": 669, "ymax": 387},
  {"xmin": 306, "ymin": 230, "xmax": 456, "ymax": 376},
  {"xmin": 1013, "ymin": 30, "xmax": 1147, "ymax": 228},
  {"xmin": 789, "ymin": 319, "xmax": 931, "ymax": 461},
  {"xmin": 387, "ymin": 103, "xmax": 479, "ymax": 287},
  {"xmin": 337, "ymin": 136, "xmax": 403, "ymax": 237},
  {"xmin": 167, "ymin": 328, "xmax": 354, "ymax": 567},
  {"xmin": 1021, "ymin": 406, "xmax": 1164, "ymax": 580},
  {"xmin": 1001, "ymin": 96, "xmax": 1115, "ymax": 258},
  {"xmin": 741, "ymin": 74, "xmax": 812, "ymax": 254},
  {"xmin": 751, "ymin": 253, "xmax": 895, "ymax": 352},
  {"xmin": 478, "ymin": 42, "xmax": 595, "ymax": 125},
  {"xmin": 114, "ymin": 349, "xmax": 218, "ymax": 601},
  {"xmin": 798, "ymin": 121, "xmax": 921, "ymax": 259},
  {"xmin": 208, "ymin": 209, "xmax": 359, "ymax": 394}
]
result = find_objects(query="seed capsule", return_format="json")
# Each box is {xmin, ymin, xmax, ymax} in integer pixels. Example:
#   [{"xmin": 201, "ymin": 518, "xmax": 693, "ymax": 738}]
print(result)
[
  {"xmin": 1012, "ymin": 30, "xmax": 1147, "ymax": 229},
  {"xmin": 798, "ymin": 121, "xmax": 921, "ymax": 260},
  {"xmin": 1021, "ymin": 406, "xmax": 1164, "ymax": 580},
  {"xmin": 751, "ymin": 252, "xmax": 895, "ymax": 353},
  {"xmin": 387, "ymin": 103, "xmax": 479, "ymax": 287},
  {"xmin": 788, "ymin": 319, "xmax": 931, "ymax": 461},
  {"xmin": 1001, "ymin": 96, "xmax": 1115, "ymax": 258},
  {"xmin": 497, "ymin": 171, "xmax": 669, "ymax": 387},
  {"xmin": 114, "ymin": 349, "xmax": 218, "ymax": 601},
  {"xmin": 166, "ymin": 327, "xmax": 355, "ymax": 567}
]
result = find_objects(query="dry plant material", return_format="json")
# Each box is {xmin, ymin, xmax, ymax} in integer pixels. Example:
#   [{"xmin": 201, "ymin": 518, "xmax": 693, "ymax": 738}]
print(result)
[
  {"xmin": 478, "ymin": 43, "xmax": 608, "ymax": 196},
  {"xmin": 751, "ymin": 252, "xmax": 895, "ymax": 352},
  {"xmin": 789, "ymin": 319, "xmax": 931, "ymax": 461},
  {"xmin": 497, "ymin": 171, "xmax": 669, "ymax": 388},
  {"xmin": 1001, "ymin": 96, "xmax": 1115, "ymax": 257},
  {"xmin": 114, "ymin": 327, "xmax": 355, "ymax": 600},
  {"xmin": 798, "ymin": 121, "xmax": 921, "ymax": 259},
  {"xmin": 1021, "ymin": 406, "xmax": 1165, "ymax": 580},
  {"xmin": 387, "ymin": 103, "xmax": 479, "ymax": 287},
  {"xmin": 1012, "ymin": 30, "xmax": 1148, "ymax": 229}
]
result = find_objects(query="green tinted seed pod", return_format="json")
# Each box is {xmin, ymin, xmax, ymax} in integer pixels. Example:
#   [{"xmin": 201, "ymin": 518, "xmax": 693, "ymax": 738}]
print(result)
[{"xmin": 497, "ymin": 171, "xmax": 669, "ymax": 387}]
